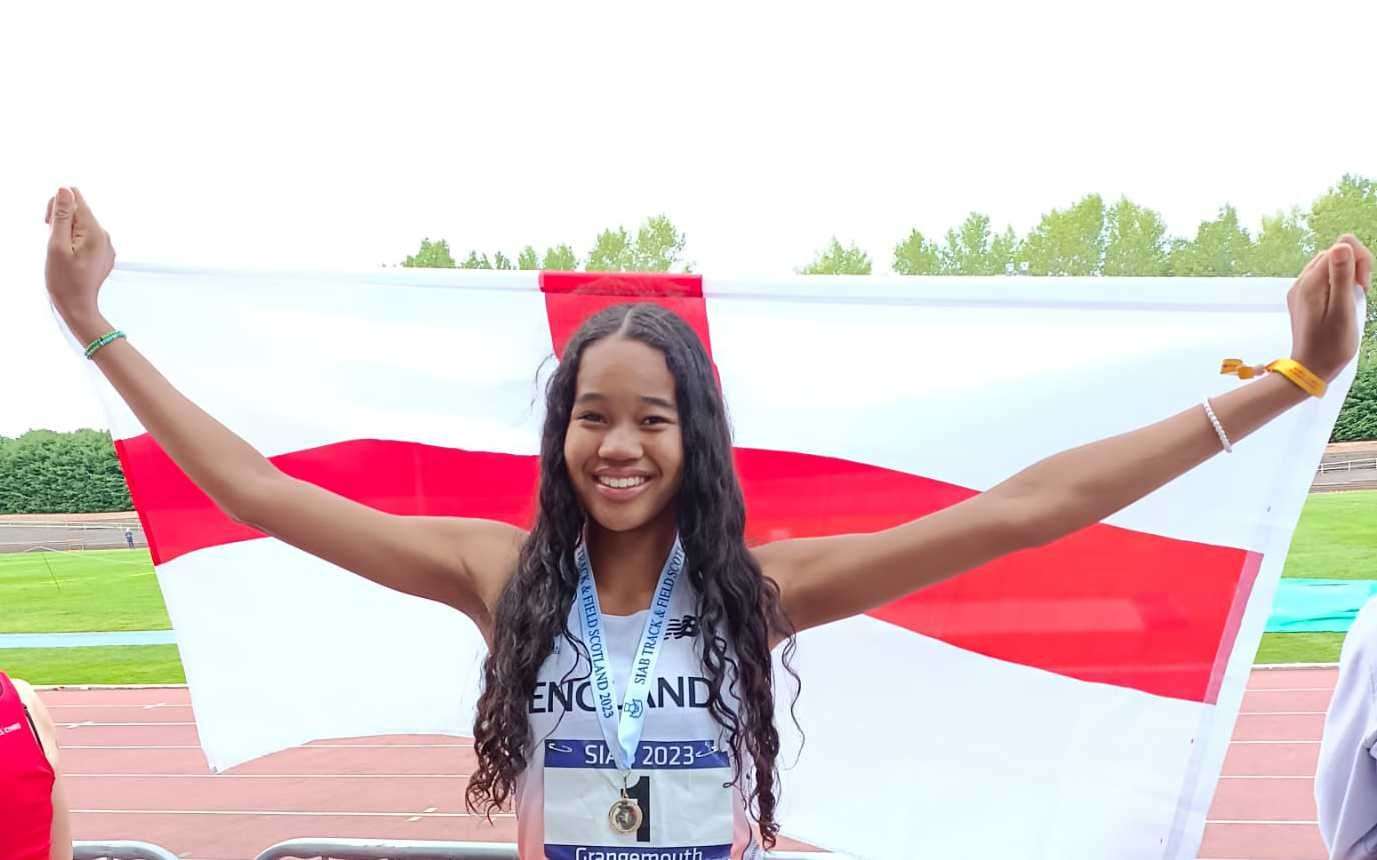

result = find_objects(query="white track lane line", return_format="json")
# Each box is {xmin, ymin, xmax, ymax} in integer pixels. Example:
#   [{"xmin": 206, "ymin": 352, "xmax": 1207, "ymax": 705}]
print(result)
[
  {"xmin": 47, "ymin": 704, "xmax": 191, "ymax": 709},
  {"xmin": 1204, "ymin": 819, "xmax": 1319, "ymax": 825},
  {"xmin": 62, "ymin": 721, "xmax": 198, "ymax": 727}
]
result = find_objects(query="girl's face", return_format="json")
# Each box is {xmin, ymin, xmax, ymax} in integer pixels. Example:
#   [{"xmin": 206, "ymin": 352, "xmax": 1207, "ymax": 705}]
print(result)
[{"xmin": 564, "ymin": 336, "xmax": 684, "ymax": 534}]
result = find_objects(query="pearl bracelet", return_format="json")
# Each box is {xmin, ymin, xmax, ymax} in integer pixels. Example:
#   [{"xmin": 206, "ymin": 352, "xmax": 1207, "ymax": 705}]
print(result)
[{"xmin": 1202, "ymin": 397, "xmax": 1232, "ymax": 454}]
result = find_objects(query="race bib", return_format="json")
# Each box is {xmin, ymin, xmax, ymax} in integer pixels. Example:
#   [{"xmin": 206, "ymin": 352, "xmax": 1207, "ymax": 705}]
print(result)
[{"xmin": 542, "ymin": 737, "xmax": 734, "ymax": 859}]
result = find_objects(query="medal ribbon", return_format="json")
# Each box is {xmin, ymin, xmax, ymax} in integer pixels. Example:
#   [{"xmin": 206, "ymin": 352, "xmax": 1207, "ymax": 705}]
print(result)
[{"xmin": 574, "ymin": 534, "xmax": 687, "ymax": 772}]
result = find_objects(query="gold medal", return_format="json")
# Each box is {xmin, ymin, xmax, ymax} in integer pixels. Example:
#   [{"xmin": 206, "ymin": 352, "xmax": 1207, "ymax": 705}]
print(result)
[{"xmin": 608, "ymin": 793, "xmax": 643, "ymax": 834}]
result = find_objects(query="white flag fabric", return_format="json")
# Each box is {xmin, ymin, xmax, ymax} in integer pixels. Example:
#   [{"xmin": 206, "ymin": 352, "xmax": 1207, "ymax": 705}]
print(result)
[{"xmin": 75, "ymin": 264, "xmax": 1359, "ymax": 859}]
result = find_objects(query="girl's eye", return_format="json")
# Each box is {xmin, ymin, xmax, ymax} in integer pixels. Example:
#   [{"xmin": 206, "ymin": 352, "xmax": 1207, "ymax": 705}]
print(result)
[
  {"xmin": 642, "ymin": 416, "xmax": 670, "ymax": 426},
  {"xmin": 576, "ymin": 412, "xmax": 604, "ymax": 423}
]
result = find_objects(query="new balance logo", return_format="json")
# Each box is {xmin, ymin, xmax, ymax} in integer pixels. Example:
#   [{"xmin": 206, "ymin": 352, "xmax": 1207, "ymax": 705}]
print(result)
[{"xmin": 666, "ymin": 615, "xmax": 699, "ymax": 640}]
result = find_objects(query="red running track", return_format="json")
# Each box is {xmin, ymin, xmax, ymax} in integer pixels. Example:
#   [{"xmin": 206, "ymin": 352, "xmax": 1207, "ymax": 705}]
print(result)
[{"xmin": 43, "ymin": 667, "xmax": 1338, "ymax": 860}]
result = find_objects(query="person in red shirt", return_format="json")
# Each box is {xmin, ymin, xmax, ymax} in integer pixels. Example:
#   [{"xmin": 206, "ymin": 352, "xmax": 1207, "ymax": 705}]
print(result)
[{"xmin": 0, "ymin": 671, "xmax": 71, "ymax": 860}]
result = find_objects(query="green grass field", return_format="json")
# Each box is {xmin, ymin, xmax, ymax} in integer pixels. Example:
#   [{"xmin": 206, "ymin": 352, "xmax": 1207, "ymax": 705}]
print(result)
[
  {"xmin": 1277, "ymin": 490, "xmax": 1377, "ymax": 580},
  {"xmin": 2, "ymin": 490, "xmax": 1373, "ymax": 682},
  {"xmin": 1252, "ymin": 489, "xmax": 1377, "ymax": 664},
  {"xmin": 0, "ymin": 548, "xmax": 170, "ymax": 633},
  {"xmin": 1, "ymin": 644, "xmax": 185, "ymax": 685},
  {"xmin": 0, "ymin": 548, "xmax": 182, "ymax": 683},
  {"xmin": 1255, "ymin": 632, "xmax": 1344, "ymax": 664}
]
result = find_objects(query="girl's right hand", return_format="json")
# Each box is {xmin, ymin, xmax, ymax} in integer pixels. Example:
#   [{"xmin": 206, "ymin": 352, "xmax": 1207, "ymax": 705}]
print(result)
[{"xmin": 45, "ymin": 187, "xmax": 115, "ymax": 326}]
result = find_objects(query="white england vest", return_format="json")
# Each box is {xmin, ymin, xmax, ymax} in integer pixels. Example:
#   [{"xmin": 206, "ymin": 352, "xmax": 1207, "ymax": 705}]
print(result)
[{"xmin": 515, "ymin": 575, "xmax": 761, "ymax": 859}]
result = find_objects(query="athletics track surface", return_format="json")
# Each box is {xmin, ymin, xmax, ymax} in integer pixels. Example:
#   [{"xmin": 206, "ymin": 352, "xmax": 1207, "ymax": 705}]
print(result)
[{"xmin": 44, "ymin": 666, "xmax": 1338, "ymax": 859}]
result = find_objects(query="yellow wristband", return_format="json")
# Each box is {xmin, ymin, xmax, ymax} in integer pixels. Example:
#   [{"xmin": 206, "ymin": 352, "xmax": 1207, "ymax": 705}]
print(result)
[
  {"xmin": 1219, "ymin": 359, "xmax": 1263, "ymax": 379},
  {"xmin": 1220, "ymin": 357, "xmax": 1325, "ymax": 397},
  {"xmin": 1265, "ymin": 358, "xmax": 1326, "ymax": 398}
]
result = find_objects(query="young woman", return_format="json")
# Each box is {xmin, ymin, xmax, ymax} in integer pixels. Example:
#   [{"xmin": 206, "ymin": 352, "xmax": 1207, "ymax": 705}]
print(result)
[
  {"xmin": 44, "ymin": 187, "xmax": 1370, "ymax": 858},
  {"xmin": 0, "ymin": 671, "xmax": 72, "ymax": 860}
]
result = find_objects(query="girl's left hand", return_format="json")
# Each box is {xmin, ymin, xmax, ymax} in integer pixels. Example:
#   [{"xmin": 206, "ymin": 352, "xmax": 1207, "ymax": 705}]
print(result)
[{"xmin": 1289, "ymin": 234, "xmax": 1372, "ymax": 382}]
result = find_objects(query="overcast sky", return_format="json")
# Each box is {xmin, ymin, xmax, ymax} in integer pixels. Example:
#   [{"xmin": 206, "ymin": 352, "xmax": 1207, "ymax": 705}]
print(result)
[{"xmin": 3, "ymin": 0, "xmax": 1374, "ymax": 436}]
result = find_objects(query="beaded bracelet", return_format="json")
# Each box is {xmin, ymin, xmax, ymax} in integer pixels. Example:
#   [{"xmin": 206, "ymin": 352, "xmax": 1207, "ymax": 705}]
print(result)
[
  {"xmin": 84, "ymin": 330, "xmax": 126, "ymax": 359},
  {"xmin": 1201, "ymin": 397, "xmax": 1232, "ymax": 453}
]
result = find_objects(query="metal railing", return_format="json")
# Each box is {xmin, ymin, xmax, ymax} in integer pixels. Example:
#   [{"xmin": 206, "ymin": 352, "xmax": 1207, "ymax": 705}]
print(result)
[
  {"xmin": 254, "ymin": 841, "xmax": 516, "ymax": 860},
  {"xmin": 1317, "ymin": 456, "xmax": 1377, "ymax": 473},
  {"xmin": 0, "ymin": 518, "xmax": 147, "ymax": 553},
  {"xmin": 73, "ymin": 842, "xmax": 180, "ymax": 860},
  {"xmin": 253, "ymin": 840, "xmax": 837, "ymax": 860}
]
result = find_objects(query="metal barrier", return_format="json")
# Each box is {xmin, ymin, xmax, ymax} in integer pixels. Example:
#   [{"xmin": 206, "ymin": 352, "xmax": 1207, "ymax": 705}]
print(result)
[
  {"xmin": 73, "ymin": 842, "xmax": 181, "ymax": 860},
  {"xmin": 253, "ymin": 840, "xmax": 836, "ymax": 859},
  {"xmin": 0, "ymin": 517, "xmax": 146, "ymax": 554},
  {"xmin": 253, "ymin": 841, "xmax": 517, "ymax": 860},
  {"xmin": 1318, "ymin": 456, "xmax": 1377, "ymax": 473}
]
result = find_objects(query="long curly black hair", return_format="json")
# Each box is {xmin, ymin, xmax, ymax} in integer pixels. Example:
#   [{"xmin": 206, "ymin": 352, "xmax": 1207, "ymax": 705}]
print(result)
[{"xmin": 465, "ymin": 301, "xmax": 800, "ymax": 846}]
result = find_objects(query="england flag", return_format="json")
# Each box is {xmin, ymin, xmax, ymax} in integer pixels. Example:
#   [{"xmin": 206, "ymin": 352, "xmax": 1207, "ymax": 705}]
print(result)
[{"xmin": 73, "ymin": 265, "xmax": 1358, "ymax": 858}]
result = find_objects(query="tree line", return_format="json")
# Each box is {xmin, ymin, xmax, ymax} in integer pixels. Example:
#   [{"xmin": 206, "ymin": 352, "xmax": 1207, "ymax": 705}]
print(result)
[
  {"xmin": 403, "ymin": 174, "xmax": 1374, "ymax": 280},
  {"xmin": 0, "ymin": 430, "xmax": 132, "ymax": 514},
  {"xmin": 808, "ymin": 180, "xmax": 1363, "ymax": 278},
  {"xmin": 404, "ymin": 174, "xmax": 1374, "ymax": 331},
  {"xmin": 403, "ymin": 215, "xmax": 689, "ymax": 275}
]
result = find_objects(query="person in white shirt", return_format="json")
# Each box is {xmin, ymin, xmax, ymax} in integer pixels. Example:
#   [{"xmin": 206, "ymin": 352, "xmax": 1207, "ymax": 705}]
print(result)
[{"xmin": 1317, "ymin": 595, "xmax": 1377, "ymax": 859}]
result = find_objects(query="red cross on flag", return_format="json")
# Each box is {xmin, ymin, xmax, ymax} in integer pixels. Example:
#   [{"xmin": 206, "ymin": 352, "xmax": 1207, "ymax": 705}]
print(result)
[{"xmin": 77, "ymin": 265, "xmax": 1355, "ymax": 858}]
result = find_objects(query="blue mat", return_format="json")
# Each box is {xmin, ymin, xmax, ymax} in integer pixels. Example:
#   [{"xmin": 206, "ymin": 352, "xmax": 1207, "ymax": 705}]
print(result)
[
  {"xmin": 1266, "ymin": 579, "xmax": 1377, "ymax": 633},
  {"xmin": 0, "ymin": 630, "xmax": 177, "ymax": 649}
]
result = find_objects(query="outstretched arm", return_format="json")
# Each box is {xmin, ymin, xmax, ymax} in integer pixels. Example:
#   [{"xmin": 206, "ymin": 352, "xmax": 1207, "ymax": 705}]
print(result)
[
  {"xmin": 758, "ymin": 237, "xmax": 1372, "ymax": 636},
  {"xmin": 44, "ymin": 188, "xmax": 523, "ymax": 629}
]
